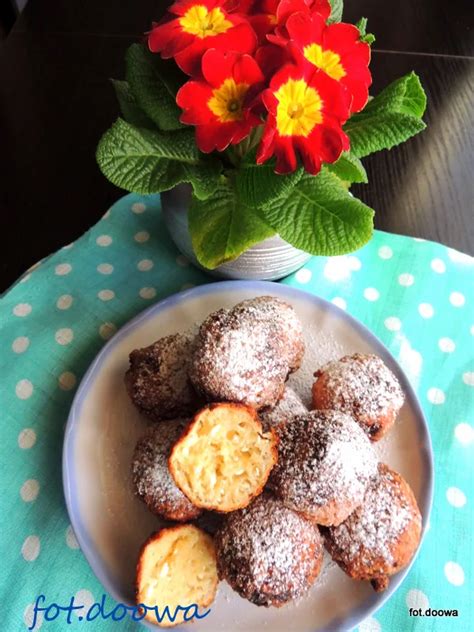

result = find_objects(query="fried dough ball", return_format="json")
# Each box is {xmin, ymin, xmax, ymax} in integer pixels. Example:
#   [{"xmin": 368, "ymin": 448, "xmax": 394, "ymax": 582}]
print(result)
[
  {"xmin": 268, "ymin": 410, "xmax": 378, "ymax": 526},
  {"xmin": 312, "ymin": 353, "xmax": 404, "ymax": 441},
  {"xmin": 215, "ymin": 494, "xmax": 323, "ymax": 607},
  {"xmin": 324, "ymin": 463, "xmax": 422, "ymax": 591},
  {"xmin": 259, "ymin": 386, "xmax": 307, "ymax": 431},
  {"xmin": 169, "ymin": 403, "xmax": 277, "ymax": 512}
]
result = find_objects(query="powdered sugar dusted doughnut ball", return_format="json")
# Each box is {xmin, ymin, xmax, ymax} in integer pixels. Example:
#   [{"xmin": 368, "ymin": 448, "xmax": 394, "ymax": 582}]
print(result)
[
  {"xmin": 132, "ymin": 419, "xmax": 201, "ymax": 522},
  {"xmin": 190, "ymin": 297, "xmax": 304, "ymax": 410},
  {"xmin": 268, "ymin": 410, "xmax": 378, "ymax": 526},
  {"xmin": 324, "ymin": 463, "xmax": 422, "ymax": 592},
  {"xmin": 312, "ymin": 353, "xmax": 404, "ymax": 441},
  {"xmin": 125, "ymin": 333, "xmax": 200, "ymax": 422},
  {"xmin": 260, "ymin": 386, "xmax": 307, "ymax": 431},
  {"xmin": 215, "ymin": 494, "xmax": 323, "ymax": 607}
]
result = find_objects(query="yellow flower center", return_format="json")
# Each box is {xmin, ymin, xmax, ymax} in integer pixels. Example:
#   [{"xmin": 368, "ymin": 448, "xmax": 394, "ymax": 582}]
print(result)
[
  {"xmin": 275, "ymin": 78, "xmax": 323, "ymax": 137},
  {"xmin": 303, "ymin": 44, "xmax": 346, "ymax": 81},
  {"xmin": 179, "ymin": 5, "xmax": 232, "ymax": 39},
  {"xmin": 208, "ymin": 78, "xmax": 249, "ymax": 123}
]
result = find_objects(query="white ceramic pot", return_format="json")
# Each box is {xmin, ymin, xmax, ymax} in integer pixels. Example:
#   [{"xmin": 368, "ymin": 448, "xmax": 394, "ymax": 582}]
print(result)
[{"xmin": 161, "ymin": 184, "xmax": 311, "ymax": 281}]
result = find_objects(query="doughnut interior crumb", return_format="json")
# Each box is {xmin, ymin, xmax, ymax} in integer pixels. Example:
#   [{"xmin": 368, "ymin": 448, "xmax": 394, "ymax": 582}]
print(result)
[
  {"xmin": 169, "ymin": 403, "xmax": 277, "ymax": 512},
  {"xmin": 136, "ymin": 525, "xmax": 218, "ymax": 627}
]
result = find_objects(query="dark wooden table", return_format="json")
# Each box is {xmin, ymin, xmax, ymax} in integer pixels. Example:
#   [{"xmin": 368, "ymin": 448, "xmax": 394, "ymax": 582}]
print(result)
[{"xmin": 1, "ymin": 0, "xmax": 473, "ymax": 290}]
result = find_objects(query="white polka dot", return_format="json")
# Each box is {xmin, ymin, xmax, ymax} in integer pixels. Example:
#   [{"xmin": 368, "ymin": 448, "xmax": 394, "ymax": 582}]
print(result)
[
  {"xmin": 74, "ymin": 590, "xmax": 95, "ymax": 612},
  {"xmin": 462, "ymin": 372, "xmax": 474, "ymax": 386},
  {"xmin": 176, "ymin": 254, "xmax": 189, "ymax": 267},
  {"xmin": 58, "ymin": 371, "xmax": 77, "ymax": 391},
  {"xmin": 20, "ymin": 273, "xmax": 31, "ymax": 283},
  {"xmin": 406, "ymin": 588, "xmax": 429, "ymax": 610},
  {"xmin": 134, "ymin": 230, "xmax": 150, "ymax": 243},
  {"xmin": 181, "ymin": 283, "xmax": 195, "ymax": 291},
  {"xmin": 295, "ymin": 268, "xmax": 312, "ymax": 283},
  {"xmin": 384, "ymin": 316, "xmax": 401, "ymax": 331},
  {"xmin": 418, "ymin": 303, "xmax": 434, "ymax": 318},
  {"xmin": 427, "ymin": 387, "xmax": 445, "ymax": 405},
  {"xmin": 18, "ymin": 428, "xmax": 36, "ymax": 449},
  {"xmin": 331, "ymin": 297, "xmax": 347, "ymax": 310},
  {"xmin": 55, "ymin": 328, "xmax": 74, "ymax": 345},
  {"xmin": 446, "ymin": 487, "xmax": 466, "ymax": 508},
  {"xmin": 413, "ymin": 237, "xmax": 425, "ymax": 242},
  {"xmin": 431, "ymin": 258, "xmax": 446, "ymax": 273},
  {"xmin": 13, "ymin": 303, "xmax": 32, "ymax": 317},
  {"xmin": 450, "ymin": 292, "xmax": 465, "ymax": 307},
  {"xmin": 444, "ymin": 561, "xmax": 464, "ymax": 586},
  {"xmin": 12, "ymin": 336, "xmax": 30, "ymax": 353},
  {"xmin": 20, "ymin": 479, "xmax": 40, "ymax": 502},
  {"xmin": 62, "ymin": 242, "xmax": 74, "ymax": 249},
  {"xmin": 378, "ymin": 245, "xmax": 393, "ymax": 259},
  {"xmin": 324, "ymin": 256, "xmax": 360, "ymax": 282},
  {"xmin": 98, "ymin": 289, "xmax": 115, "ymax": 301},
  {"xmin": 22, "ymin": 535, "xmax": 40, "ymax": 561},
  {"xmin": 398, "ymin": 273, "xmax": 415, "ymax": 287},
  {"xmin": 24, "ymin": 603, "xmax": 43, "ymax": 630},
  {"xmin": 398, "ymin": 341, "xmax": 423, "ymax": 385},
  {"xmin": 139, "ymin": 287, "xmax": 157, "ymax": 300},
  {"xmin": 348, "ymin": 256, "xmax": 362, "ymax": 271},
  {"xmin": 131, "ymin": 202, "xmax": 146, "ymax": 214},
  {"xmin": 364, "ymin": 287, "xmax": 379, "ymax": 301},
  {"xmin": 66, "ymin": 525, "xmax": 80, "ymax": 549},
  {"xmin": 97, "ymin": 263, "xmax": 114, "ymax": 275},
  {"xmin": 358, "ymin": 617, "xmax": 381, "ymax": 632},
  {"xmin": 447, "ymin": 249, "xmax": 473, "ymax": 265},
  {"xmin": 137, "ymin": 259, "xmax": 154, "ymax": 272},
  {"xmin": 99, "ymin": 322, "xmax": 117, "ymax": 340},
  {"xmin": 96, "ymin": 234, "xmax": 112, "ymax": 247},
  {"xmin": 102, "ymin": 210, "xmax": 111, "ymax": 219},
  {"xmin": 16, "ymin": 379, "xmax": 33, "ymax": 400},
  {"xmin": 56, "ymin": 294, "xmax": 73, "ymax": 310},
  {"xmin": 438, "ymin": 337, "xmax": 455, "ymax": 353},
  {"xmin": 55, "ymin": 263, "xmax": 72, "ymax": 276},
  {"xmin": 454, "ymin": 422, "xmax": 473, "ymax": 445}
]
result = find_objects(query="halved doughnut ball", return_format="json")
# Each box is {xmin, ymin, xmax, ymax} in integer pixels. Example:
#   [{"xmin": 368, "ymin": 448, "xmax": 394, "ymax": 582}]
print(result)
[
  {"xmin": 215, "ymin": 494, "xmax": 323, "ymax": 607},
  {"xmin": 136, "ymin": 525, "xmax": 218, "ymax": 627},
  {"xmin": 169, "ymin": 403, "xmax": 277, "ymax": 512},
  {"xmin": 324, "ymin": 463, "xmax": 422, "ymax": 592},
  {"xmin": 312, "ymin": 353, "xmax": 404, "ymax": 441}
]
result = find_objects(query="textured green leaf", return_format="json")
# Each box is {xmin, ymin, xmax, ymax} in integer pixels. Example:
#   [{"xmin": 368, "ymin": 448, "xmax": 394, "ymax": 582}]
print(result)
[
  {"xmin": 328, "ymin": 0, "xmax": 343, "ymax": 22},
  {"xmin": 125, "ymin": 44, "xmax": 185, "ymax": 131},
  {"xmin": 258, "ymin": 169, "xmax": 374, "ymax": 255},
  {"xmin": 345, "ymin": 72, "xmax": 427, "ymax": 158},
  {"xmin": 355, "ymin": 17, "xmax": 375, "ymax": 44},
  {"xmin": 326, "ymin": 152, "xmax": 368, "ymax": 183},
  {"xmin": 111, "ymin": 80, "xmax": 155, "ymax": 129},
  {"xmin": 96, "ymin": 118, "xmax": 221, "ymax": 199},
  {"xmin": 189, "ymin": 180, "xmax": 276, "ymax": 269},
  {"xmin": 235, "ymin": 150, "xmax": 304, "ymax": 209}
]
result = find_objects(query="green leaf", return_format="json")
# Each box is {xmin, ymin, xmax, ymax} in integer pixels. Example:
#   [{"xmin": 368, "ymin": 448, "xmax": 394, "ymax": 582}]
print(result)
[
  {"xmin": 326, "ymin": 152, "xmax": 368, "ymax": 183},
  {"xmin": 355, "ymin": 17, "xmax": 375, "ymax": 45},
  {"xmin": 189, "ymin": 180, "xmax": 276, "ymax": 269},
  {"xmin": 96, "ymin": 118, "xmax": 221, "ymax": 200},
  {"xmin": 235, "ymin": 150, "xmax": 304, "ymax": 209},
  {"xmin": 328, "ymin": 0, "xmax": 343, "ymax": 23},
  {"xmin": 345, "ymin": 72, "xmax": 427, "ymax": 158},
  {"xmin": 257, "ymin": 169, "xmax": 374, "ymax": 256},
  {"xmin": 125, "ymin": 43, "xmax": 185, "ymax": 131},
  {"xmin": 110, "ymin": 80, "xmax": 155, "ymax": 129}
]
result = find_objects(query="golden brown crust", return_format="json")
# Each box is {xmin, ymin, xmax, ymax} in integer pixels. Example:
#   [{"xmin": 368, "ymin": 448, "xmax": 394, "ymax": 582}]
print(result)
[
  {"xmin": 169, "ymin": 403, "xmax": 278, "ymax": 512},
  {"xmin": 136, "ymin": 524, "xmax": 218, "ymax": 627},
  {"xmin": 324, "ymin": 463, "xmax": 422, "ymax": 592}
]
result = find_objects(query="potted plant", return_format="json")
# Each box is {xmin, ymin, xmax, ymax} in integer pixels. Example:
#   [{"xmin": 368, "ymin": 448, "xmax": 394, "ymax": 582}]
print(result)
[{"xmin": 97, "ymin": 0, "xmax": 427, "ymax": 280}]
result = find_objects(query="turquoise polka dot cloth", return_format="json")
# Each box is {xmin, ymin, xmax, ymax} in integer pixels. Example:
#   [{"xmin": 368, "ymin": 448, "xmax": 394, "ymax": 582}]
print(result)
[{"xmin": 1, "ymin": 193, "xmax": 473, "ymax": 631}]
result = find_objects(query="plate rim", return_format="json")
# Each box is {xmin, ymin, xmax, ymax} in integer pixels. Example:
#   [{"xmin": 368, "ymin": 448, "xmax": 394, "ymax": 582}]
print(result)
[{"xmin": 63, "ymin": 279, "xmax": 434, "ymax": 631}]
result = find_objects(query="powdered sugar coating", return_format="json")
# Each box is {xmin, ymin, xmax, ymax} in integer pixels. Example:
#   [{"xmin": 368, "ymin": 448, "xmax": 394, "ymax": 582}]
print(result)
[
  {"xmin": 215, "ymin": 494, "xmax": 323, "ymax": 607},
  {"xmin": 325, "ymin": 464, "xmax": 422, "ymax": 590},
  {"xmin": 268, "ymin": 410, "xmax": 379, "ymax": 525},
  {"xmin": 132, "ymin": 419, "xmax": 201, "ymax": 521},
  {"xmin": 260, "ymin": 387, "xmax": 308, "ymax": 430},
  {"xmin": 125, "ymin": 333, "xmax": 199, "ymax": 421},
  {"xmin": 312, "ymin": 353, "xmax": 404, "ymax": 440},
  {"xmin": 190, "ymin": 297, "xmax": 304, "ymax": 410}
]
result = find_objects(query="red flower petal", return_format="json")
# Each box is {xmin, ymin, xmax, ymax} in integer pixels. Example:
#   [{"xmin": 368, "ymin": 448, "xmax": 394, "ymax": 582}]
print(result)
[{"xmin": 176, "ymin": 81, "xmax": 214, "ymax": 124}]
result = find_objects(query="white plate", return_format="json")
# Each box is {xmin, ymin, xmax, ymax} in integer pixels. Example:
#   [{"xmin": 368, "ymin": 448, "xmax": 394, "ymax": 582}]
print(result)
[{"xmin": 63, "ymin": 280, "xmax": 433, "ymax": 631}]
